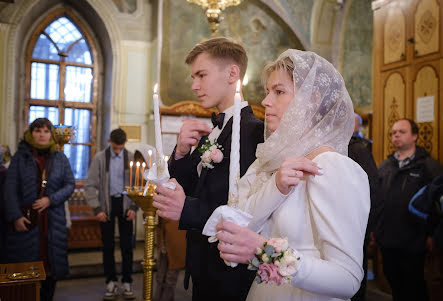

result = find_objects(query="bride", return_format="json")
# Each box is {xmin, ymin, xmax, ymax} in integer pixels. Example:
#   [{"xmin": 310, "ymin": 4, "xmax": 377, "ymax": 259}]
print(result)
[{"xmin": 215, "ymin": 49, "xmax": 370, "ymax": 300}]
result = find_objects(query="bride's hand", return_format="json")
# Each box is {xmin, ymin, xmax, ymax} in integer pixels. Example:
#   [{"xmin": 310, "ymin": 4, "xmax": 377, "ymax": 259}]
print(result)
[
  {"xmin": 216, "ymin": 220, "xmax": 267, "ymax": 264},
  {"xmin": 276, "ymin": 157, "xmax": 323, "ymax": 195}
]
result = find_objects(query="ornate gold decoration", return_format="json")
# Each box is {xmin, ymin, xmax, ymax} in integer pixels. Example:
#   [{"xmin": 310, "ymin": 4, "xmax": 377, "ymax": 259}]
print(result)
[
  {"xmin": 160, "ymin": 100, "xmax": 265, "ymax": 120},
  {"xmin": 125, "ymin": 184, "xmax": 157, "ymax": 301},
  {"xmin": 417, "ymin": 122, "xmax": 433, "ymax": 153},
  {"xmin": 54, "ymin": 125, "xmax": 74, "ymax": 151},
  {"xmin": 6, "ymin": 271, "xmax": 41, "ymax": 280},
  {"xmin": 160, "ymin": 101, "xmax": 217, "ymax": 117},
  {"xmin": 417, "ymin": 10, "xmax": 436, "ymax": 44},
  {"xmin": 187, "ymin": 0, "xmax": 242, "ymax": 35},
  {"xmin": 387, "ymin": 98, "xmax": 400, "ymax": 154}
]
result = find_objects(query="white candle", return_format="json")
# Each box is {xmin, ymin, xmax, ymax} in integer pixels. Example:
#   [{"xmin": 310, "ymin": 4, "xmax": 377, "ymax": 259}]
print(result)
[
  {"xmin": 129, "ymin": 161, "xmax": 133, "ymax": 188},
  {"xmin": 148, "ymin": 149, "xmax": 152, "ymax": 168},
  {"xmin": 135, "ymin": 162, "xmax": 140, "ymax": 188},
  {"xmin": 153, "ymin": 83, "xmax": 164, "ymax": 159},
  {"xmin": 228, "ymin": 80, "xmax": 241, "ymax": 207},
  {"xmin": 141, "ymin": 162, "xmax": 146, "ymax": 186}
]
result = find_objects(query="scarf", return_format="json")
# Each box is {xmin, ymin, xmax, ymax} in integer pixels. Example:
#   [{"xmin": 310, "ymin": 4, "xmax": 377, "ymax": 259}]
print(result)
[{"xmin": 24, "ymin": 128, "xmax": 58, "ymax": 153}]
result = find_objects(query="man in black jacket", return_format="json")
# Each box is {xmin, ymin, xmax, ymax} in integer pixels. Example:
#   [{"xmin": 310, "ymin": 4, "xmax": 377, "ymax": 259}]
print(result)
[
  {"xmin": 376, "ymin": 119, "xmax": 442, "ymax": 301},
  {"xmin": 153, "ymin": 37, "xmax": 264, "ymax": 301},
  {"xmin": 348, "ymin": 113, "xmax": 380, "ymax": 301}
]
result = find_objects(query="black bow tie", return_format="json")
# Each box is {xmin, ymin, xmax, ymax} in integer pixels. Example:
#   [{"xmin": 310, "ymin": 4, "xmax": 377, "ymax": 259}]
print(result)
[{"xmin": 211, "ymin": 112, "xmax": 225, "ymax": 129}]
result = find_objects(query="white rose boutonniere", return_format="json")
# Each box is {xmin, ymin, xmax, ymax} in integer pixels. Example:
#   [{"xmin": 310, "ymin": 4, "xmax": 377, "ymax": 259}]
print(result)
[{"xmin": 199, "ymin": 138, "xmax": 224, "ymax": 169}]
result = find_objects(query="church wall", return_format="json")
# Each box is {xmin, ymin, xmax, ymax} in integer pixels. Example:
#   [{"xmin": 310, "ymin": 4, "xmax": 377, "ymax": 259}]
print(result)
[
  {"xmin": 341, "ymin": 0, "xmax": 373, "ymax": 109},
  {"xmin": 161, "ymin": 0, "xmax": 304, "ymax": 107}
]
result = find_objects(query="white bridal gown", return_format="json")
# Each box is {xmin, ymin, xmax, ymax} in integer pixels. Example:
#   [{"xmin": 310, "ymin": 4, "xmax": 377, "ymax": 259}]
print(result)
[{"xmin": 239, "ymin": 152, "xmax": 370, "ymax": 301}]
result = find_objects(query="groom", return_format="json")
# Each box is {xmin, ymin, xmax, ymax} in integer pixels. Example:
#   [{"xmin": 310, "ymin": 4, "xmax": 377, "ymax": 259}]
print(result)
[{"xmin": 152, "ymin": 37, "xmax": 264, "ymax": 301}]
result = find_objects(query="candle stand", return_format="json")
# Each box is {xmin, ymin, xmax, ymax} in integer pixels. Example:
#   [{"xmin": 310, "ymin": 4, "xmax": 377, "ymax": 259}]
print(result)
[
  {"xmin": 53, "ymin": 125, "xmax": 74, "ymax": 150},
  {"xmin": 125, "ymin": 183, "xmax": 157, "ymax": 301}
]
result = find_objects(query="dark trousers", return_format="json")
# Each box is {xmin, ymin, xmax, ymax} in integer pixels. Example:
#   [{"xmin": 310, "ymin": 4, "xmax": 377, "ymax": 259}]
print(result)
[
  {"xmin": 40, "ymin": 276, "xmax": 56, "ymax": 301},
  {"xmin": 154, "ymin": 252, "xmax": 179, "ymax": 301},
  {"xmin": 190, "ymin": 243, "xmax": 254, "ymax": 301},
  {"xmin": 100, "ymin": 196, "xmax": 133, "ymax": 284},
  {"xmin": 381, "ymin": 248, "xmax": 429, "ymax": 301},
  {"xmin": 351, "ymin": 239, "xmax": 369, "ymax": 301}
]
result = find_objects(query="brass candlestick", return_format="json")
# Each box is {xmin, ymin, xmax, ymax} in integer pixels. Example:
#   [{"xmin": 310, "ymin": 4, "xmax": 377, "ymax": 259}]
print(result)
[
  {"xmin": 53, "ymin": 125, "xmax": 74, "ymax": 151},
  {"xmin": 125, "ymin": 183, "xmax": 157, "ymax": 301}
]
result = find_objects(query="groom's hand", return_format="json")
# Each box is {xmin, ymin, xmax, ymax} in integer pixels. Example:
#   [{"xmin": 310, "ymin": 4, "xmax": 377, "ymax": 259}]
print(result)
[
  {"xmin": 216, "ymin": 221, "xmax": 267, "ymax": 264},
  {"xmin": 153, "ymin": 179, "xmax": 185, "ymax": 221},
  {"xmin": 175, "ymin": 120, "xmax": 212, "ymax": 159}
]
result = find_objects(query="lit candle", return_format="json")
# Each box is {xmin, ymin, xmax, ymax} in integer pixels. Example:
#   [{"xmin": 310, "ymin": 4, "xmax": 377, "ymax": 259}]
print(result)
[
  {"xmin": 148, "ymin": 149, "xmax": 152, "ymax": 168},
  {"xmin": 228, "ymin": 80, "xmax": 241, "ymax": 207},
  {"xmin": 135, "ymin": 162, "xmax": 140, "ymax": 189},
  {"xmin": 129, "ymin": 161, "xmax": 133, "ymax": 188},
  {"xmin": 153, "ymin": 83, "xmax": 164, "ymax": 159},
  {"xmin": 141, "ymin": 162, "xmax": 146, "ymax": 187}
]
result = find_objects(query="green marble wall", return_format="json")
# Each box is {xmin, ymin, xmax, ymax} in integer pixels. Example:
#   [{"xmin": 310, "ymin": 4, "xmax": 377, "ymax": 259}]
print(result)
[
  {"xmin": 342, "ymin": 0, "xmax": 373, "ymax": 108},
  {"xmin": 161, "ymin": 0, "xmax": 303, "ymax": 106},
  {"xmin": 281, "ymin": 0, "xmax": 313, "ymax": 44}
]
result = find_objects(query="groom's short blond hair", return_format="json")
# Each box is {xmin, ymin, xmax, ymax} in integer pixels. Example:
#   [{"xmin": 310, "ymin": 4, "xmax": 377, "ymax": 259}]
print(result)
[{"xmin": 185, "ymin": 37, "xmax": 248, "ymax": 80}]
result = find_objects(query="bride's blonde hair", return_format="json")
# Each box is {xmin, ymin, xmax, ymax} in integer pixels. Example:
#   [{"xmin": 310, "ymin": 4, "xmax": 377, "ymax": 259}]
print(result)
[{"xmin": 261, "ymin": 56, "xmax": 294, "ymax": 88}]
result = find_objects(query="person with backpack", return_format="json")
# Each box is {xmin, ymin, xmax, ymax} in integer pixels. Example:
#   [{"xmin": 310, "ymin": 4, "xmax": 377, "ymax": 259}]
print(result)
[{"xmin": 376, "ymin": 119, "xmax": 442, "ymax": 301}]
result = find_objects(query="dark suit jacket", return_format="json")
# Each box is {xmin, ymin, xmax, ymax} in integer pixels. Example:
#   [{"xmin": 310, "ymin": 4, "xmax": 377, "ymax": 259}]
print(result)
[{"xmin": 169, "ymin": 106, "xmax": 264, "ymax": 301}]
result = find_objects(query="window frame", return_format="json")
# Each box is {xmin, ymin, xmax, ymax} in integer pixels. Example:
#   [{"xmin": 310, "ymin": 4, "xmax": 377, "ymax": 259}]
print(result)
[{"xmin": 24, "ymin": 8, "xmax": 99, "ymax": 180}]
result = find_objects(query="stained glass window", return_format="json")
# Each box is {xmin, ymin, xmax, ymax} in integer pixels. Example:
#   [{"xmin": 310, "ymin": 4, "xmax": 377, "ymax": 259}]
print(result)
[{"xmin": 26, "ymin": 11, "xmax": 97, "ymax": 180}]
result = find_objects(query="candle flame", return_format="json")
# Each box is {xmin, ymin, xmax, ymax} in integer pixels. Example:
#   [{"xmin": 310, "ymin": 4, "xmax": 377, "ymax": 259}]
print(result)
[
  {"xmin": 142, "ymin": 162, "xmax": 146, "ymax": 167},
  {"xmin": 164, "ymin": 155, "xmax": 169, "ymax": 162},
  {"xmin": 154, "ymin": 83, "xmax": 158, "ymax": 94},
  {"xmin": 148, "ymin": 149, "xmax": 153, "ymax": 155},
  {"xmin": 236, "ymin": 80, "xmax": 241, "ymax": 93},
  {"xmin": 130, "ymin": 161, "xmax": 133, "ymax": 167},
  {"xmin": 136, "ymin": 161, "xmax": 140, "ymax": 167}
]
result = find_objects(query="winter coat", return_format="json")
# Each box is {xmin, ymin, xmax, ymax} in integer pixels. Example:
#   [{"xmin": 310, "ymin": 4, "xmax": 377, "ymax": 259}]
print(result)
[
  {"xmin": 376, "ymin": 146, "xmax": 442, "ymax": 252},
  {"xmin": 348, "ymin": 136, "xmax": 382, "ymax": 236},
  {"xmin": 4, "ymin": 141, "xmax": 75, "ymax": 279}
]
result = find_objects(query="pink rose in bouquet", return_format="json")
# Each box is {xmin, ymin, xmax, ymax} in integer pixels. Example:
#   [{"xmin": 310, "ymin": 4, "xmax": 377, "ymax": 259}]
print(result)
[
  {"xmin": 210, "ymin": 149, "xmax": 223, "ymax": 163},
  {"xmin": 267, "ymin": 237, "xmax": 289, "ymax": 253},
  {"xmin": 257, "ymin": 263, "xmax": 284, "ymax": 285}
]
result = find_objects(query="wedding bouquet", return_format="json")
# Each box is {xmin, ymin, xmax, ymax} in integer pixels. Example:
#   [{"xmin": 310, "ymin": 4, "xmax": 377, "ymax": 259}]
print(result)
[{"xmin": 248, "ymin": 238, "xmax": 301, "ymax": 285}]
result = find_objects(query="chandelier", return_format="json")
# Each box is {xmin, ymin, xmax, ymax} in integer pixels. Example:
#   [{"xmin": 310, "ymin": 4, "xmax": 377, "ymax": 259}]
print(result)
[{"xmin": 187, "ymin": 0, "xmax": 242, "ymax": 35}]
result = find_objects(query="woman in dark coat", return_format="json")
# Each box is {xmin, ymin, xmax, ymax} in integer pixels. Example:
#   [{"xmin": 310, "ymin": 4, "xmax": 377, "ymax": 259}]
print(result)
[{"xmin": 4, "ymin": 118, "xmax": 75, "ymax": 301}]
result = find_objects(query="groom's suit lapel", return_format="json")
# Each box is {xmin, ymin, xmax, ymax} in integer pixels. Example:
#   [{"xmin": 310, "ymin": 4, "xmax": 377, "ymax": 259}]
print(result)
[
  {"xmin": 195, "ymin": 119, "xmax": 233, "ymax": 195},
  {"xmin": 196, "ymin": 106, "xmax": 252, "ymax": 194}
]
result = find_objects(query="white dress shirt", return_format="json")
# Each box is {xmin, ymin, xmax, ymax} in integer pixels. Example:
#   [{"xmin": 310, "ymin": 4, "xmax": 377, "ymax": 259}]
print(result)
[{"xmin": 196, "ymin": 101, "xmax": 249, "ymax": 176}]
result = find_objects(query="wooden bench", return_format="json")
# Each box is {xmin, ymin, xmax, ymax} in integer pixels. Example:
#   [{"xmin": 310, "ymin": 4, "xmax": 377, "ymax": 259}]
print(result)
[{"xmin": 67, "ymin": 186, "xmax": 103, "ymax": 249}]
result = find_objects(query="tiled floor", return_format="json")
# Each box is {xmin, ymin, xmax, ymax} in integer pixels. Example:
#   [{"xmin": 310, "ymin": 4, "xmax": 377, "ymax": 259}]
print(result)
[
  {"xmin": 56, "ymin": 242, "xmax": 392, "ymax": 301},
  {"xmin": 54, "ymin": 271, "xmax": 392, "ymax": 301},
  {"xmin": 54, "ymin": 270, "xmax": 192, "ymax": 301}
]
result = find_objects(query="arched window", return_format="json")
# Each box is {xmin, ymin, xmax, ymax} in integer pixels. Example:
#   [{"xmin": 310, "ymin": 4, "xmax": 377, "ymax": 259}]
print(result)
[{"xmin": 25, "ymin": 9, "xmax": 98, "ymax": 180}]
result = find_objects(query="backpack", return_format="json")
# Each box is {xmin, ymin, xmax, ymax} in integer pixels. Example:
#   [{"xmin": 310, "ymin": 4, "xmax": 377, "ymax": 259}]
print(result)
[{"xmin": 408, "ymin": 175, "xmax": 443, "ymax": 227}]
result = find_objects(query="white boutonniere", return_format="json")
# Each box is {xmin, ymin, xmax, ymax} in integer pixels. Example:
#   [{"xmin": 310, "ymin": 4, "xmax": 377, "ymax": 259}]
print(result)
[{"xmin": 199, "ymin": 138, "xmax": 224, "ymax": 169}]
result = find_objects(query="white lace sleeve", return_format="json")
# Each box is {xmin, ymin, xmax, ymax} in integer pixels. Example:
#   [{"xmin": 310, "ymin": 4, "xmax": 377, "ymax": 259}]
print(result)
[{"xmin": 290, "ymin": 153, "xmax": 370, "ymax": 299}]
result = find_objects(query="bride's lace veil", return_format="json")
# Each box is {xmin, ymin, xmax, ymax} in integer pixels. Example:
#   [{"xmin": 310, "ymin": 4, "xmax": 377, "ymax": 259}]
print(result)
[{"xmin": 248, "ymin": 50, "xmax": 354, "ymax": 197}]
